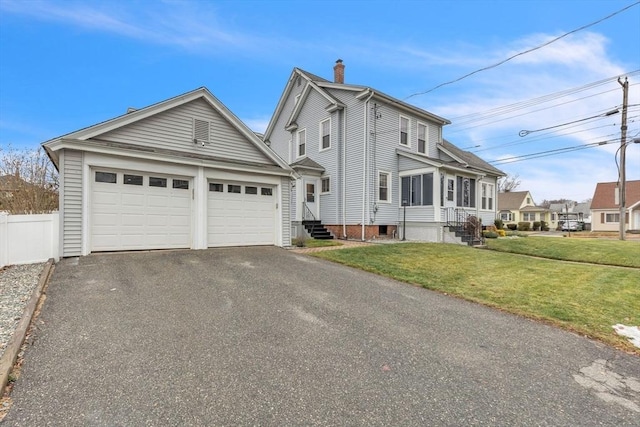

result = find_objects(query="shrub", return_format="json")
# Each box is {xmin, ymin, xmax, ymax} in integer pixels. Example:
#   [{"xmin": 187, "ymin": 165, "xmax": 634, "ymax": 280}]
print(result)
[
  {"xmin": 540, "ymin": 220, "xmax": 549, "ymax": 231},
  {"xmin": 494, "ymin": 218, "xmax": 504, "ymax": 229},
  {"xmin": 533, "ymin": 221, "xmax": 541, "ymax": 231},
  {"xmin": 507, "ymin": 223, "xmax": 518, "ymax": 231},
  {"xmin": 518, "ymin": 222, "xmax": 531, "ymax": 231},
  {"xmin": 483, "ymin": 231, "xmax": 499, "ymax": 238},
  {"xmin": 497, "ymin": 229, "xmax": 506, "ymax": 237},
  {"xmin": 292, "ymin": 235, "xmax": 307, "ymax": 247}
]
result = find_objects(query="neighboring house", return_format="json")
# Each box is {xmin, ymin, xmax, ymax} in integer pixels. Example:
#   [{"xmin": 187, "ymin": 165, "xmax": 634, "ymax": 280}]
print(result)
[
  {"xmin": 43, "ymin": 87, "xmax": 295, "ymax": 257},
  {"xmin": 497, "ymin": 191, "xmax": 550, "ymax": 228},
  {"xmin": 590, "ymin": 180, "xmax": 640, "ymax": 232},
  {"xmin": 0, "ymin": 175, "xmax": 22, "ymax": 209},
  {"xmin": 547, "ymin": 201, "xmax": 591, "ymax": 230},
  {"xmin": 263, "ymin": 60, "xmax": 504, "ymax": 242}
]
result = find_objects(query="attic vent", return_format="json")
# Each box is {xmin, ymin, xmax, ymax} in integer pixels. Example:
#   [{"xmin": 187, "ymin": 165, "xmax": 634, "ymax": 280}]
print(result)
[{"xmin": 193, "ymin": 118, "xmax": 210, "ymax": 144}]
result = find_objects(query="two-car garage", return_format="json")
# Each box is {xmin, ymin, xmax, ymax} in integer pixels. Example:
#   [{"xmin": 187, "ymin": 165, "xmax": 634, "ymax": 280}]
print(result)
[
  {"xmin": 44, "ymin": 87, "xmax": 293, "ymax": 258},
  {"xmin": 90, "ymin": 168, "xmax": 278, "ymax": 252}
]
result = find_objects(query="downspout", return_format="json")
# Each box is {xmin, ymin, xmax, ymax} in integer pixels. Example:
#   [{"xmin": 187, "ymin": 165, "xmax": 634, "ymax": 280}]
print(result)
[
  {"xmin": 362, "ymin": 90, "xmax": 375, "ymax": 241},
  {"xmin": 342, "ymin": 107, "xmax": 347, "ymax": 238}
]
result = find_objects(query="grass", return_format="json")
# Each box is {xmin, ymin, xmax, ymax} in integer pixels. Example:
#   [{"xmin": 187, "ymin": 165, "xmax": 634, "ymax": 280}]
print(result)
[
  {"xmin": 303, "ymin": 239, "xmax": 343, "ymax": 248},
  {"xmin": 485, "ymin": 236, "xmax": 640, "ymax": 268},
  {"xmin": 312, "ymin": 242, "xmax": 640, "ymax": 353}
]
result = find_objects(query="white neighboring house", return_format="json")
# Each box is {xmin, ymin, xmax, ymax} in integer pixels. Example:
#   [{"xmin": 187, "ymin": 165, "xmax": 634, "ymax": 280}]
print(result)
[
  {"xmin": 263, "ymin": 60, "xmax": 505, "ymax": 243},
  {"xmin": 43, "ymin": 87, "xmax": 295, "ymax": 257}
]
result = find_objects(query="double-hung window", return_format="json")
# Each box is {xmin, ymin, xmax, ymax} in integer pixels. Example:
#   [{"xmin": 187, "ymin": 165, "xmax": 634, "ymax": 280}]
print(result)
[
  {"xmin": 481, "ymin": 183, "xmax": 494, "ymax": 210},
  {"xmin": 417, "ymin": 123, "xmax": 427, "ymax": 154},
  {"xmin": 321, "ymin": 177, "xmax": 330, "ymax": 194},
  {"xmin": 297, "ymin": 129, "xmax": 306, "ymax": 157},
  {"xmin": 399, "ymin": 116, "xmax": 410, "ymax": 146},
  {"xmin": 400, "ymin": 173, "xmax": 434, "ymax": 206},
  {"xmin": 378, "ymin": 171, "xmax": 390, "ymax": 202},
  {"xmin": 523, "ymin": 212, "xmax": 535, "ymax": 221},
  {"xmin": 320, "ymin": 118, "xmax": 331, "ymax": 150}
]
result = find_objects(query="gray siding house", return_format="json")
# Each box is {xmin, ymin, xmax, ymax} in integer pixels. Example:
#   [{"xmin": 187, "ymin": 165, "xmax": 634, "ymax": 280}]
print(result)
[
  {"xmin": 44, "ymin": 87, "xmax": 295, "ymax": 257},
  {"xmin": 263, "ymin": 60, "xmax": 505, "ymax": 242}
]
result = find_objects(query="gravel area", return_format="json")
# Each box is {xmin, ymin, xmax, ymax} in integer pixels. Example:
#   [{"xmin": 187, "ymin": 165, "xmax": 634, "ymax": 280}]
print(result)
[{"xmin": 0, "ymin": 263, "xmax": 45, "ymax": 360}]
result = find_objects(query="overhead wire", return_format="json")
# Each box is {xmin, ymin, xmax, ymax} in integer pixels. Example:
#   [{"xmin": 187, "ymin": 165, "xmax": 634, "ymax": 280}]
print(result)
[{"xmin": 404, "ymin": 2, "xmax": 640, "ymax": 99}]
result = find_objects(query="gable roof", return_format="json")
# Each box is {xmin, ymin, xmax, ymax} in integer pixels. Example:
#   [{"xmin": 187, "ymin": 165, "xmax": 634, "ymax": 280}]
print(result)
[
  {"xmin": 497, "ymin": 191, "xmax": 532, "ymax": 210},
  {"xmin": 43, "ymin": 87, "xmax": 292, "ymax": 173},
  {"xmin": 591, "ymin": 180, "xmax": 640, "ymax": 209},
  {"xmin": 439, "ymin": 140, "xmax": 505, "ymax": 176},
  {"xmin": 264, "ymin": 66, "xmax": 450, "ymax": 141}
]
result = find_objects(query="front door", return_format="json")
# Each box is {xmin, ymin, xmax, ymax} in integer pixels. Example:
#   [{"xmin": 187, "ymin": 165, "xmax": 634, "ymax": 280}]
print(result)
[{"xmin": 303, "ymin": 179, "xmax": 318, "ymax": 220}]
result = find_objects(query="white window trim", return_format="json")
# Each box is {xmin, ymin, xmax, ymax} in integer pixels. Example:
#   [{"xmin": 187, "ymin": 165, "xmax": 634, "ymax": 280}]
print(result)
[
  {"xmin": 417, "ymin": 121, "xmax": 427, "ymax": 154},
  {"xmin": 321, "ymin": 176, "xmax": 331, "ymax": 194},
  {"xmin": 481, "ymin": 182, "xmax": 494, "ymax": 211},
  {"xmin": 399, "ymin": 115, "xmax": 410, "ymax": 147},
  {"xmin": 297, "ymin": 128, "xmax": 306, "ymax": 158},
  {"xmin": 378, "ymin": 170, "xmax": 391, "ymax": 203},
  {"xmin": 319, "ymin": 118, "xmax": 331, "ymax": 152}
]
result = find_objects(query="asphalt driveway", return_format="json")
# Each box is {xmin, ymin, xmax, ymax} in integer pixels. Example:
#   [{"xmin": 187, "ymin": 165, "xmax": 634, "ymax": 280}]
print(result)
[{"xmin": 4, "ymin": 247, "xmax": 639, "ymax": 426}]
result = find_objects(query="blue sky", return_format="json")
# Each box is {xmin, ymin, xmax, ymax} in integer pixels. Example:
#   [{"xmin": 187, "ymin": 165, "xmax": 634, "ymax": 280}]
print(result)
[{"xmin": 1, "ymin": 0, "xmax": 639, "ymax": 202}]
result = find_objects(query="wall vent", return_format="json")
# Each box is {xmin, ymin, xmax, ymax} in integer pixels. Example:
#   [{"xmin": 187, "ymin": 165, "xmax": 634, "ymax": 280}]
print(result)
[{"xmin": 193, "ymin": 118, "xmax": 210, "ymax": 145}]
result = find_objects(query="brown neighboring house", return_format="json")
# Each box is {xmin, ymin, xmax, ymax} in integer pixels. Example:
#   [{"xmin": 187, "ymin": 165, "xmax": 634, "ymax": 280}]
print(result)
[{"xmin": 590, "ymin": 180, "xmax": 640, "ymax": 232}]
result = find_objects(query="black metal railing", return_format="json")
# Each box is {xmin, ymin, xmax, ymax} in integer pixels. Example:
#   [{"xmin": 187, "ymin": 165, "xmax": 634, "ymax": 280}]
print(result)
[
  {"xmin": 443, "ymin": 207, "xmax": 483, "ymax": 245},
  {"xmin": 302, "ymin": 202, "xmax": 316, "ymax": 221}
]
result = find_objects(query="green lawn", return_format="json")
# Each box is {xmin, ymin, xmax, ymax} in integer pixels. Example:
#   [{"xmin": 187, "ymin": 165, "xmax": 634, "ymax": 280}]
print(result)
[
  {"xmin": 485, "ymin": 236, "xmax": 640, "ymax": 268},
  {"xmin": 303, "ymin": 239, "xmax": 343, "ymax": 248},
  {"xmin": 312, "ymin": 243, "xmax": 640, "ymax": 353}
]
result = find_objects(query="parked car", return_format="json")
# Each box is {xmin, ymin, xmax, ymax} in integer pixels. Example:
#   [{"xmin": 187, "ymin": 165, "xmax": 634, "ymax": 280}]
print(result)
[{"xmin": 561, "ymin": 220, "xmax": 583, "ymax": 231}]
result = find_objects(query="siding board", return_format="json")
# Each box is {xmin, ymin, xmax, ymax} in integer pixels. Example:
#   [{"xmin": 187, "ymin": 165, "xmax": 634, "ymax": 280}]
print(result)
[
  {"xmin": 100, "ymin": 98, "xmax": 275, "ymax": 165},
  {"xmin": 62, "ymin": 149, "xmax": 83, "ymax": 257}
]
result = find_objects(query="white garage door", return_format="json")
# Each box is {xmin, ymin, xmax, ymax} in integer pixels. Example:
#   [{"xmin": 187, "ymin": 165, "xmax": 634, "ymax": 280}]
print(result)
[
  {"xmin": 208, "ymin": 181, "xmax": 276, "ymax": 247},
  {"xmin": 91, "ymin": 170, "xmax": 192, "ymax": 251}
]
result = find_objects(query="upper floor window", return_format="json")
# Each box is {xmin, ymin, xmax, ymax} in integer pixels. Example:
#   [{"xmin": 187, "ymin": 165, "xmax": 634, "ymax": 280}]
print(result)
[
  {"xmin": 399, "ymin": 116, "xmax": 410, "ymax": 146},
  {"xmin": 320, "ymin": 118, "xmax": 331, "ymax": 151},
  {"xmin": 481, "ymin": 183, "xmax": 494, "ymax": 210},
  {"xmin": 297, "ymin": 129, "xmax": 306, "ymax": 157},
  {"xmin": 456, "ymin": 176, "xmax": 475, "ymax": 208},
  {"xmin": 417, "ymin": 123, "xmax": 427, "ymax": 154},
  {"xmin": 378, "ymin": 171, "xmax": 390, "ymax": 203}
]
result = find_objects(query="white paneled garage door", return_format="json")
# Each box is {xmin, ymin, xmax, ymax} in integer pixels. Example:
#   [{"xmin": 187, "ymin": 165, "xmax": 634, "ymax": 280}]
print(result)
[
  {"xmin": 208, "ymin": 181, "xmax": 275, "ymax": 247},
  {"xmin": 91, "ymin": 170, "xmax": 192, "ymax": 251}
]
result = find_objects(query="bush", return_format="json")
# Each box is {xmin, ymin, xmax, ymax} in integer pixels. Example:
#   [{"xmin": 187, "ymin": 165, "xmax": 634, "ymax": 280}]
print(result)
[
  {"xmin": 494, "ymin": 218, "xmax": 504, "ymax": 229},
  {"xmin": 518, "ymin": 222, "xmax": 531, "ymax": 231},
  {"xmin": 292, "ymin": 235, "xmax": 307, "ymax": 247},
  {"xmin": 497, "ymin": 229, "xmax": 506, "ymax": 237},
  {"xmin": 533, "ymin": 221, "xmax": 541, "ymax": 231},
  {"xmin": 483, "ymin": 231, "xmax": 499, "ymax": 238},
  {"xmin": 507, "ymin": 223, "xmax": 518, "ymax": 231},
  {"xmin": 540, "ymin": 220, "xmax": 549, "ymax": 231}
]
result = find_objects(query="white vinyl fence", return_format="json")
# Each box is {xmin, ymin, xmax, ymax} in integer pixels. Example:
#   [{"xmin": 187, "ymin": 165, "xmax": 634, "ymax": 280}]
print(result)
[{"xmin": 0, "ymin": 213, "xmax": 59, "ymax": 268}]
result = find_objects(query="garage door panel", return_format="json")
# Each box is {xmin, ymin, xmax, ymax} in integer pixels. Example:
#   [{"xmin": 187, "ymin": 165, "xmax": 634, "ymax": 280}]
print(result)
[
  {"xmin": 91, "ymin": 170, "xmax": 192, "ymax": 252},
  {"xmin": 207, "ymin": 182, "xmax": 275, "ymax": 247}
]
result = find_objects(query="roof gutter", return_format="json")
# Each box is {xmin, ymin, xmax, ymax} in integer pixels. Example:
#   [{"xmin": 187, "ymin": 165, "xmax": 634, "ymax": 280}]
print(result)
[{"xmin": 362, "ymin": 89, "xmax": 375, "ymax": 241}]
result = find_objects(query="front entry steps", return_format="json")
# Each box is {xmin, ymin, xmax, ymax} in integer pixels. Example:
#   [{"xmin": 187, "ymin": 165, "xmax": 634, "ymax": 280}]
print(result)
[
  {"xmin": 302, "ymin": 220, "xmax": 334, "ymax": 240},
  {"xmin": 444, "ymin": 225, "xmax": 483, "ymax": 247}
]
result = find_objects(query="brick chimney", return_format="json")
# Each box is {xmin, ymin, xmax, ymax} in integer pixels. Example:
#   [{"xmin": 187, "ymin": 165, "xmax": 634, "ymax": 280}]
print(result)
[{"xmin": 333, "ymin": 59, "xmax": 344, "ymax": 84}]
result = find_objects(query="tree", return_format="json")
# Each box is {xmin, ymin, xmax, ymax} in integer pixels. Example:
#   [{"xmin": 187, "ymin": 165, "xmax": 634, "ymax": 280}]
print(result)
[
  {"xmin": 0, "ymin": 146, "xmax": 58, "ymax": 214},
  {"xmin": 498, "ymin": 174, "xmax": 521, "ymax": 192}
]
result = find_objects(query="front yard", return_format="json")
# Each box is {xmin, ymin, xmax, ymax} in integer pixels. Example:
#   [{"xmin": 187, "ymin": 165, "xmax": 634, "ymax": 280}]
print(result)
[{"xmin": 312, "ymin": 241, "xmax": 640, "ymax": 353}]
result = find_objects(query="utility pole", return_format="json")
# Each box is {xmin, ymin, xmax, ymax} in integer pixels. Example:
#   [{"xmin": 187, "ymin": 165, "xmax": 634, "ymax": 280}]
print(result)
[{"xmin": 617, "ymin": 77, "xmax": 629, "ymax": 241}]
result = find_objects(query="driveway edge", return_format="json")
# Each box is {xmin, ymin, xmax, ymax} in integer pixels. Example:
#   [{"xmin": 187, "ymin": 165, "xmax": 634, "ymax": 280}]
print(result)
[{"xmin": 0, "ymin": 259, "xmax": 54, "ymax": 392}]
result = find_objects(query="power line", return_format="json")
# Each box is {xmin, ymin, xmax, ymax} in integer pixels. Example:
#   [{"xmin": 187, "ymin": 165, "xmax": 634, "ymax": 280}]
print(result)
[{"xmin": 404, "ymin": 2, "xmax": 640, "ymax": 99}]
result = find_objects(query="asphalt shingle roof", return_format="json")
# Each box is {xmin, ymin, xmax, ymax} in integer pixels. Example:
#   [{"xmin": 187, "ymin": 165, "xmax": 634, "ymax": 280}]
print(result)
[{"xmin": 591, "ymin": 180, "xmax": 640, "ymax": 209}]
